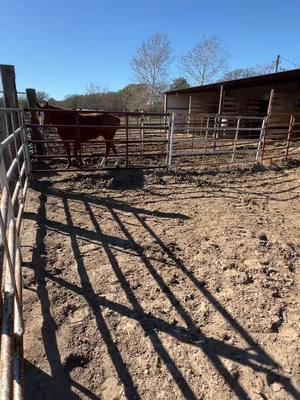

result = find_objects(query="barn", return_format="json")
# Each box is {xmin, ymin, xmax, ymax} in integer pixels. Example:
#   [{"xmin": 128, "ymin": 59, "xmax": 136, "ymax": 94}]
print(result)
[{"xmin": 164, "ymin": 68, "xmax": 300, "ymax": 120}]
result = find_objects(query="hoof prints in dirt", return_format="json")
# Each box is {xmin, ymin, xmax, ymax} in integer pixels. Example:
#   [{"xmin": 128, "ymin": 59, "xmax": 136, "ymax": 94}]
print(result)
[
  {"xmin": 63, "ymin": 354, "xmax": 90, "ymax": 373},
  {"xmin": 23, "ymin": 164, "xmax": 300, "ymax": 400}
]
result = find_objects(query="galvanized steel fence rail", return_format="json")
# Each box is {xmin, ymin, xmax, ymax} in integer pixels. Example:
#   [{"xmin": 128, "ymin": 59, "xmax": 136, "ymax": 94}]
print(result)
[{"xmin": 0, "ymin": 108, "xmax": 31, "ymax": 400}]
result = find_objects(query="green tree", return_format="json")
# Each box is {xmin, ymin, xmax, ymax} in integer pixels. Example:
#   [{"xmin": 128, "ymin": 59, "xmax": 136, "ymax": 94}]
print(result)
[{"xmin": 169, "ymin": 77, "xmax": 190, "ymax": 91}]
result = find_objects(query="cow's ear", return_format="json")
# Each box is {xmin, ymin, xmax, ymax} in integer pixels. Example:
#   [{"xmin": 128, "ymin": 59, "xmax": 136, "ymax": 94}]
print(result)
[{"xmin": 44, "ymin": 101, "xmax": 49, "ymax": 108}]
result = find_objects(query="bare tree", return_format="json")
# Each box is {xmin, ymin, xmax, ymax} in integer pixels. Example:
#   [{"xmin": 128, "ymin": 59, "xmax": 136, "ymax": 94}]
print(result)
[
  {"xmin": 83, "ymin": 83, "xmax": 107, "ymax": 110},
  {"xmin": 63, "ymin": 94, "xmax": 82, "ymax": 109},
  {"xmin": 36, "ymin": 91, "xmax": 50, "ymax": 103},
  {"xmin": 179, "ymin": 36, "xmax": 228, "ymax": 85},
  {"xmin": 222, "ymin": 62, "xmax": 285, "ymax": 81},
  {"xmin": 131, "ymin": 33, "xmax": 172, "ymax": 109},
  {"xmin": 119, "ymin": 83, "xmax": 149, "ymax": 111}
]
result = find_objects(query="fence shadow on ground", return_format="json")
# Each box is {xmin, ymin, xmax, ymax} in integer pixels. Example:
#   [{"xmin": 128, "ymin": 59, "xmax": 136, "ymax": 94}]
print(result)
[
  {"xmin": 24, "ymin": 181, "xmax": 300, "ymax": 400},
  {"xmin": 24, "ymin": 360, "xmax": 99, "ymax": 400}
]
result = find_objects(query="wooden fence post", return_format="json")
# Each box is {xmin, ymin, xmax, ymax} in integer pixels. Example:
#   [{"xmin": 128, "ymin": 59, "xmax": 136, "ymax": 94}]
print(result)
[
  {"xmin": 0, "ymin": 65, "xmax": 19, "ymax": 140},
  {"xmin": 25, "ymin": 88, "xmax": 44, "ymax": 154},
  {"xmin": 0, "ymin": 65, "xmax": 19, "ymax": 168}
]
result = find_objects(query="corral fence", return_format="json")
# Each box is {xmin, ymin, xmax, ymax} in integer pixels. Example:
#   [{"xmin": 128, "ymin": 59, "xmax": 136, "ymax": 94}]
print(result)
[
  {"xmin": 23, "ymin": 109, "xmax": 300, "ymax": 173},
  {"xmin": 0, "ymin": 109, "xmax": 299, "ymax": 400},
  {"xmin": 171, "ymin": 112, "xmax": 300, "ymax": 167},
  {"xmin": 26, "ymin": 108, "xmax": 171, "ymax": 172},
  {"xmin": 0, "ymin": 108, "xmax": 31, "ymax": 399},
  {"xmin": 260, "ymin": 113, "xmax": 300, "ymax": 162}
]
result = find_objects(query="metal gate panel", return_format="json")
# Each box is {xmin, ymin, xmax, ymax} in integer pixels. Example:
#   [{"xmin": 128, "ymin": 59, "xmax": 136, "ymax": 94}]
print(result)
[{"xmin": 0, "ymin": 108, "xmax": 30, "ymax": 400}]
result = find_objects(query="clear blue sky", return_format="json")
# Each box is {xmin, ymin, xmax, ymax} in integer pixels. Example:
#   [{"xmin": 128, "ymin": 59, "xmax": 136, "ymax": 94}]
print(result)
[{"xmin": 1, "ymin": 0, "xmax": 300, "ymax": 99}]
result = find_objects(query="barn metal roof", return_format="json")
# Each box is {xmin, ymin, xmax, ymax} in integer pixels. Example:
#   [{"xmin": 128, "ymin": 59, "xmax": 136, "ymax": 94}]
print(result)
[{"xmin": 165, "ymin": 68, "xmax": 300, "ymax": 95}]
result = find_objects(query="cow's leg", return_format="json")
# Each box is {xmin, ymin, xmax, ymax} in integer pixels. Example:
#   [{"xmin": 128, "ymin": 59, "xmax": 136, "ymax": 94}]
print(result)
[
  {"xmin": 62, "ymin": 142, "xmax": 72, "ymax": 168},
  {"xmin": 100, "ymin": 141, "xmax": 110, "ymax": 167},
  {"xmin": 74, "ymin": 141, "xmax": 83, "ymax": 168},
  {"xmin": 111, "ymin": 142, "xmax": 118, "ymax": 167}
]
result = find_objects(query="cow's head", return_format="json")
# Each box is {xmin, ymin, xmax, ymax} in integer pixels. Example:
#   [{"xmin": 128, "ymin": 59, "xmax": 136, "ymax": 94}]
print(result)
[
  {"xmin": 35, "ymin": 101, "xmax": 59, "ymax": 126},
  {"xmin": 35, "ymin": 101, "xmax": 48, "ymax": 126}
]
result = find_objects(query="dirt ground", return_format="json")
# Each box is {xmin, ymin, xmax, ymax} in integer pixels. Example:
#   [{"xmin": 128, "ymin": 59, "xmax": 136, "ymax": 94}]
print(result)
[{"xmin": 21, "ymin": 161, "xmax": 300, "ymax": 400}]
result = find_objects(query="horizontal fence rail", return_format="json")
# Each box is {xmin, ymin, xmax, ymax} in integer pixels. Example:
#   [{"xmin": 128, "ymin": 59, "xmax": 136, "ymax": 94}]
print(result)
[
  {"xmin": 260, "ymin": 113, "xmax": 300, "ymax": 163},
  {"xmin": 24, "ymin": 109, "xmax": 171, "ymax": 172},
  {"xmin": 21, "ymin": 108, "xmax": 300, "ymax": 172},
  {"xmin": 0, "ymin": 108, "xmax": 31, "ymax": 400},
  {"xmin": 169, "ymin": 112, "xmax": 300, "ymax": 168}
]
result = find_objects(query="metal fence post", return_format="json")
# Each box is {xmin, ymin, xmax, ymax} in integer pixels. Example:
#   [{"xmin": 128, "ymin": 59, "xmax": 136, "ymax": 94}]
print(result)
[
  {"xmin": 256, "ymin": 116, "xmax": 267, "ymax": 163},
  {"xmin": 140, "ymin": 114, "xmax": 144, "ymax": 154},
  {"xmin": 166, "ymin": 113, "xmax": 175, "ymax": 172},
  {"xmin": 285, "ymin": 114, "xmax": 295, "ymax": 161},
  {"xmin": 231, "ymin": 118, "xmax": 240, "ymax": 163},
  {"xmin": 19, "ymin": 111, "xmax": 32, "ymax": 180},
  {"xmin": 125, "ymin": 115, "xmax": 129, "ymax": 168}
]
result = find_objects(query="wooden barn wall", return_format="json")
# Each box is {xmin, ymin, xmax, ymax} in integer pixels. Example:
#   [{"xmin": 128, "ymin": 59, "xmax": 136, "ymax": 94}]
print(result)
[
  {"xmin": 167, "ymin": 94, "xmax": 190, "ymax": 113},
  {"xmin": 167, "ymin": 79, "xmax": 300, "ymax": 127},
  {"xmin": 224, "ymin": 81, "xmax": 300, "ymax": 116},
  {"xmin": 190, "ymin": 92, "xmax": 220, "ymax": 114},
  {"xmin": 270, "ymin": 81, "xmax": 299, "ymax": 113},
  {"xmin": 166, "ymin": 94, "xmax": 190, "ymax": 126},
  {"xmin": 222, "ymin": 86, "xmax": 273, "ymax": 116}
]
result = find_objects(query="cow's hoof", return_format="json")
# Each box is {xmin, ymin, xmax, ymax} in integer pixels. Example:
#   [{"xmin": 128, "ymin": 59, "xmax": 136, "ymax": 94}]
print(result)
[{"xmin": 100, "ymin": 158, "xmax": 106, "ymax": 168}]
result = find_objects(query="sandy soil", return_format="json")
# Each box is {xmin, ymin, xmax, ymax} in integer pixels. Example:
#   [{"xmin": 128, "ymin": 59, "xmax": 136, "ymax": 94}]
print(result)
[{"xmin": 22, "ymin": 162, "xmax": 300, "ymax": 400}]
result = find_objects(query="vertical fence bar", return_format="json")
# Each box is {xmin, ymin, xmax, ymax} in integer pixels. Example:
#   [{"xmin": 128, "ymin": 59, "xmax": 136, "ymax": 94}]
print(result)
[
  {"xmin": 165, "ymin": 114, "xmax": 170, "ymax": 170},
  {"xmin": 256, "ymin": 117, "xmax": 266, "ymax": 162},
  {"xmin": 0, "ymin": 108, "xmax": 27, "ymax": 400},
  {"xmin": 11, "ymin": 116, "xmax": 24, "ymax": 209},
  {"xmin": 285, "ymin": 114, "xmax": 294, "ymax": 161},
  {"xmin": 19, "ymin": 111, "xmax": 32, "ymax": 180},
  {"xmin": 13, "ymin": 334, "xmax": 23, "ymax": 400},
  {"xmin": 166, "ymin": 113, "xmax": 175, "ymax": 172},
  {"xmin": 125, "ymin": 115, "xmax": 129, "ymax": 168},
  {"xmin": 231, "ymin": 118, "xmax": 240, "ymax": 163},
  {"xmin": 202, "ymin": 116, "xmax": 210, "ymax": 165},
  {"xmin": 76, "ymin": 113, "xmax": 83, "ymax": 169},
  {"xmin": 259, "ymin": 116, "xmax": 269, "ymax": 164},
  {"xmin": 191, "ymin": 115, "xmax": 195, "ymax": 150},
  {"xmin": 140, "ymin": 114, "xmax": 144, "ymax": 154},
  {"xmin": 44, "ymin": 124, "xmax": 49, "ymax": 157},
  {"xmin": 13, "ymin": 240, "xmax": 23, "ymax": 400},
  {"xmin": 213, "ymin": 116, "xmax": 216, "ymax": 150},
  {"xmin": 0, "ymin": 146, "xmax": 24, "ymax": 335},
  {"xmin": 0, "ymin": 218, "xmax": 16, "ymax": 400}
]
